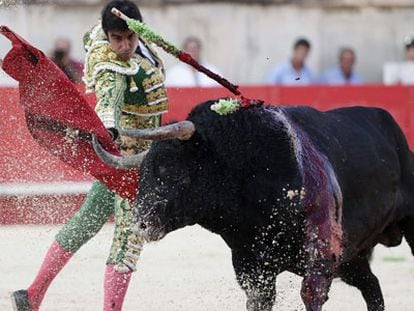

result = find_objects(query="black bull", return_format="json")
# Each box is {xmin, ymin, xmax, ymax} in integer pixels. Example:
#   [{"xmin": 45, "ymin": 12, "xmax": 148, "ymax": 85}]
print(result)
[{"xmin": 94, "ymin": 100, "xmax": 414, "ymax": 311}]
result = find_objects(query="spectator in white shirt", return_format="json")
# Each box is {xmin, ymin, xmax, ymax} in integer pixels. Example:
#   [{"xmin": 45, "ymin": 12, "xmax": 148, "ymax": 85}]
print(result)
[
  {"xmin": 165, "ymin": 36, "xmax": 221, "ymax": 87},
  {"xmin": 383, "ymin": 36, "xmax": 414, "ymax": 85}
]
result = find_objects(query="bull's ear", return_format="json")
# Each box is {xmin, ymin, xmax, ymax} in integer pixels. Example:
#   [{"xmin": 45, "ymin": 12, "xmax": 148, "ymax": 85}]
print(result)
[{"xmin": 92, "ymin": 135, "xmax": 148, "ymax": 170}]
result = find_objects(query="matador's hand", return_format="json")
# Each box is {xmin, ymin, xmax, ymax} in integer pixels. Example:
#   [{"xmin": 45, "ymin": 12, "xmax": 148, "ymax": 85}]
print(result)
[{"xmin": 108, "ymin": 127, "xmax": 119, "ymax": 141}]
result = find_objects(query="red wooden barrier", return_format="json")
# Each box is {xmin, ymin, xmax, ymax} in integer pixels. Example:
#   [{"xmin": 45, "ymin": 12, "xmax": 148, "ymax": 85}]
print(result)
[{"xmin": 1, "ymin": 85, "xmax": 413, "ymax": 224}]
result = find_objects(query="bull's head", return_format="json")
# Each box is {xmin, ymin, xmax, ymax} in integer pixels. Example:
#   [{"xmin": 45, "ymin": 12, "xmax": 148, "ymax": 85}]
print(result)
[{"xmin": 93, "ymin": 120, "xmax": 204, "ymax": 242}]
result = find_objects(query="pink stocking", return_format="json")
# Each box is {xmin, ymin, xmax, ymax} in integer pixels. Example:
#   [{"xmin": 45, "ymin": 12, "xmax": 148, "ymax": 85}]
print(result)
[
  {"xmin": 103, "ymin": 264, "xmax": 132, "ymax": 311},
  {"xmin": 27, "ymin": 241, "xmax": 74, "ymax": 311}
]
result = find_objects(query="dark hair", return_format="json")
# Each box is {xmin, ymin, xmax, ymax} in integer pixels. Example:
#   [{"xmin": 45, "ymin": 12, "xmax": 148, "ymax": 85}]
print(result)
[
  {"xmin": 293, "ymin": 38, "xmax": 311, "ymax": 50},
  {"xmin": 101, "ymin": 0, "xmax": 142, "ymax": 34},
  {"xmin": 338, "ymin": 47, "xmax": 355, "ymax": 58},
  {"xmin": 404, "ymin": 36, "xmax": 414, "ymax": 49}
]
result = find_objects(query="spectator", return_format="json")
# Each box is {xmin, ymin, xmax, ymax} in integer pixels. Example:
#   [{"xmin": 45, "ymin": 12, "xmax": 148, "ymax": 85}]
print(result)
[
  {"xmin": 383, "ymin": 36, "xmax": 414, "ymax": 85},
  {"xmin": 165, "ymin": 36, "xmax": 221, "ymax": 87},
  {"xmin": 319, "ymin": 47, "xmax": 363, "ymax": 85},
  {"xmin": 266, "ymin": 37, "xmax": 315, "ymax": 85},
  {"xmin": 406, "ymin": 36, "xmax": 414, "ymax": 61},
  {"xmin": 51, "ymin": 37, "xmax": 84, "ymax": 83}
]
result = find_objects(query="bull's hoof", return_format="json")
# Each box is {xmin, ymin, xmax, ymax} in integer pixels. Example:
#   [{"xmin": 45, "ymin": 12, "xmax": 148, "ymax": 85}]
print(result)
[{"xmin": 11, "ymin": 290, "xmax": 31, "ymax": 311}]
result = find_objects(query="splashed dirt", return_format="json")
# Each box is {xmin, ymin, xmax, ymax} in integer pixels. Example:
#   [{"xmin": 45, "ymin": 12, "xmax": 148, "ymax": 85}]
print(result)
[{"xmin": 0, "ymin": 225, "xmax": 413, "ymax": 310}]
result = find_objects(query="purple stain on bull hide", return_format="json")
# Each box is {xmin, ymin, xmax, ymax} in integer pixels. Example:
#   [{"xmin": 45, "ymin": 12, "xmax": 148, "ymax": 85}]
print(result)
[
  {"xmin": 269, "ymin": 107, "xmax": 344, "ymax": 306},
  {"xmin": 270, "ymin": 107, "xmax": 343, "ymax": 260}
]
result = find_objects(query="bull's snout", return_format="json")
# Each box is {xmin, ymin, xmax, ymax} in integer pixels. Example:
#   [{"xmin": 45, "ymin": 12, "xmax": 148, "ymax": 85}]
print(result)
[{"xmin": 133, "ymin": 214, "xmax": 166, "ymax": 242}]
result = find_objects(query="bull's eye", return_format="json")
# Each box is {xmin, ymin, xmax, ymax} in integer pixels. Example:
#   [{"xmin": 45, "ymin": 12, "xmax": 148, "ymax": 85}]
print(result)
[
  {"xmin": 155, "ymin": 162, "xmax": 190, "ymax": 186},
  {"xmin": 156, "ymin": 166, "xmax": 168, "ymax": 178},
  {"xmin": 180, "ymin": 176, "xmax": 191, "ymax": 185}
]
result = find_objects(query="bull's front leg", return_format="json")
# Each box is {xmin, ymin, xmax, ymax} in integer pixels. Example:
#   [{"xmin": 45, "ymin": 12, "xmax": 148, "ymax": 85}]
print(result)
[
  {"xmin": 300, "ymin": 257, "xmax": 335, "ymax": 311},
  {"xmin": 231, "ymin": 250, "xmax": 277, "ymax": 311},
  {"xmin": 300, "ymin": 203, "xmax": 342, "ymax": 311},
  {"xmin": 299, "ymin": 151, "xmax": 343, "ymax": 311}
]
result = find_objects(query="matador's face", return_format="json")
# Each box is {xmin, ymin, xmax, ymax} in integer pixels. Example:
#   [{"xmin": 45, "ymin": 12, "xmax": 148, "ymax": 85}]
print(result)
[{"xmin": 107, "ymin": 29, "xmax": 139, "ymax": 61}]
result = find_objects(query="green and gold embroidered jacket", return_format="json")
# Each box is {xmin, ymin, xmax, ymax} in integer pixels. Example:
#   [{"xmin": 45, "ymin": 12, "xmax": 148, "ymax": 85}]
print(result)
[{"xmin": 83, "ymin": 24, "xmax": 168, "ymax": 133}]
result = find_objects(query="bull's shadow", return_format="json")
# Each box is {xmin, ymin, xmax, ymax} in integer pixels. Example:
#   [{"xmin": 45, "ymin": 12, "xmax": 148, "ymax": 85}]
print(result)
[{"xmin": 94, "ymin": 99, "xmax": 414, "ymax": 311}]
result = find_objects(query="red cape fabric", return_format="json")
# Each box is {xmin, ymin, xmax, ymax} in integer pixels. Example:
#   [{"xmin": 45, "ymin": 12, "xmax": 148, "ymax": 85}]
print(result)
[{"xmin": 0, "ymin": 26, "xmax": 138, "ymax": 202}]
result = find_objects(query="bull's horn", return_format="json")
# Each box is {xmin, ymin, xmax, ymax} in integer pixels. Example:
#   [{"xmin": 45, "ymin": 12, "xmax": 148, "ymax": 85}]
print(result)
[
  {"xmin": 92, "ymin": 135, "xmax": 148, "ymax": 170},
  {"xmin": 118, "ymin": 120, "xmax": 195, "ymax": 141}
]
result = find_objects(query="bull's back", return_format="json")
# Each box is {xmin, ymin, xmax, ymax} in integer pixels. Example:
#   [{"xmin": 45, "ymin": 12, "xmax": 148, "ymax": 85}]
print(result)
[
  {"xmin": 283, "ymin": 106, "xmax": 406, "ymax": 164},
  {"xmin": 282, "ymin": 106, "xmax": 414, "ymax": 252}
]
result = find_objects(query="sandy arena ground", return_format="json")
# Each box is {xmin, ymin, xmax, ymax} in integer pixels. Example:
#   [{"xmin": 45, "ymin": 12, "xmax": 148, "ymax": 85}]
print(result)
[{"xmin": 1, "ymin": 224, "xmax": 413, "ymax": 311}]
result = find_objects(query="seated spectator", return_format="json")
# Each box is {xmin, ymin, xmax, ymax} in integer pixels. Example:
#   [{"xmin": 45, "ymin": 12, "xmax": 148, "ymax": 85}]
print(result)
[
  {"xmin": 319, "ymin": 47, "xmax": 363, "ymax": 85},
  {"xmin": 406, "ymin": 36, "xmax": 414, "ymax": 61},
  {"xmin": 383, "ymin": 36, "xmax": 414, "ymax": 85},
  {"xmin": 51, "ymin": 37, "xmax": 84, "ymax": 83},
  {"xmin": 266, "ymin": 37, "xmax": 315, "ymax": 85},
  {"xmin": 165, "ymin": 36, "xmax": 221, "ymax": 87}
]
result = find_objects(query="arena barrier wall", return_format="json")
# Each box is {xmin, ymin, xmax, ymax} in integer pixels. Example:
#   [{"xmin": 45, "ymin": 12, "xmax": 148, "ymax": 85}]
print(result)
[{"xmin": 1, "ymin": 85, "xmax": 414, "ymax": 224}]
